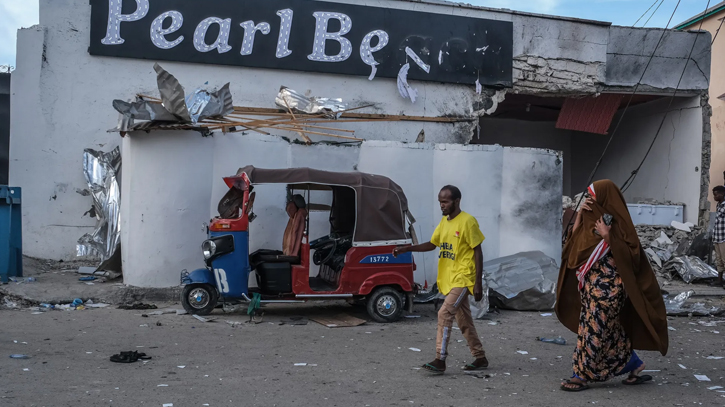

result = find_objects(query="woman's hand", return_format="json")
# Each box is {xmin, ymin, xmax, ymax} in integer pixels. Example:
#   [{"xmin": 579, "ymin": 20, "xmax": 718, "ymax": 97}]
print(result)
[
  {"xmin": 572, "ymin": 198, "xmax": 595, "ymax": 233},
  {"xmin": 595, "ymin": 217, "xmax": 612, "ymax": 244}
]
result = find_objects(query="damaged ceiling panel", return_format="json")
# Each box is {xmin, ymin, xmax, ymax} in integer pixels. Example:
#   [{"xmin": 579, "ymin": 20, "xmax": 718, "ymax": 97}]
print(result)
[{"xmin": 555, "ymin": 94, "xmax": 623, "ymax": 134}]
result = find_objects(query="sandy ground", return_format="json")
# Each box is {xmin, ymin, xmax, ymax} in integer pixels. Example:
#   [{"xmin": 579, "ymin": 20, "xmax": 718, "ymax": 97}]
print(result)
[{"xmin": 2, "ymin": 300, "xmax": 725, "ymax": 407}]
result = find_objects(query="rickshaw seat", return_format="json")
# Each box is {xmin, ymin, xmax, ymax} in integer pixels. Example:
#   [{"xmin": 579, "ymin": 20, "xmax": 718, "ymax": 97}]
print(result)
[{"xmin": 250, "ymin": 249, "xmax": 299, "ymax": 269}]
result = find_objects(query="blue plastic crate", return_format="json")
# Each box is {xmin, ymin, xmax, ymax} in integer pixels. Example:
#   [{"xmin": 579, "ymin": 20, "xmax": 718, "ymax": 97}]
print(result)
[{"xmin": 0, "ymin": 186, "xmax": 22, "ymax": 283}]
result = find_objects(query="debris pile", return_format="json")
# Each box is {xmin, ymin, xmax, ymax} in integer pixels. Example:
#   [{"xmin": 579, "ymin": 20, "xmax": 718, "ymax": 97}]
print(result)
[
  {"xmin": 111, "ymin": 64, "xmax": 473, "ymax": 143},
  {"xmin": 637, "ymin": 224, "xmax": 717, "ymax": 284}
]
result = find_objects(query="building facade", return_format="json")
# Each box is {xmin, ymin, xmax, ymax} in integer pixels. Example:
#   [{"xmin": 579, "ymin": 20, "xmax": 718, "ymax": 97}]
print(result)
[{"xmin": 11, "ymin": 0, "xmax": 712, "ymax": 287}]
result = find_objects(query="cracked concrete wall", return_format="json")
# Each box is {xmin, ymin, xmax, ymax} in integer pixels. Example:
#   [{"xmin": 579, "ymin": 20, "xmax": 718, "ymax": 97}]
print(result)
[
  {"xmin": 511, "ymin": 16, "xmax": 609, "ymax": 95},
  {"xmin": 570, "ymin": 96, "xmax": 703, "ymax": 223},
  {"xmin": 606, "ymin": 27, "xmax": 711, "ymax": 92}
]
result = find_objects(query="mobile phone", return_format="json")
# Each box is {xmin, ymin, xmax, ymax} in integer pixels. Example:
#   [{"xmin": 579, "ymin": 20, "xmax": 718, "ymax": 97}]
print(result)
[{"xmin": 603, "ymin": 213, "xmax": 613, "ymax": 226}]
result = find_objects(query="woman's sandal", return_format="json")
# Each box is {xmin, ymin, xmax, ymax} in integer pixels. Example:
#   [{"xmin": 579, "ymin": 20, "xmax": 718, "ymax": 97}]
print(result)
[
  {"xmin": 421, "ymin": 363, "xmax": 445, "ymax": 375},
  {"xmin": 560, "ymin": 380, "xmax": 590, "ymax": 392},
  {"xmin": 622, "ymin": 374, "xmax": 652, "ymax": 385}
]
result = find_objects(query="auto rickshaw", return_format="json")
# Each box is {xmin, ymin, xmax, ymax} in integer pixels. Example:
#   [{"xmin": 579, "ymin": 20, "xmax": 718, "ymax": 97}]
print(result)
[{"xmin": 180, "ymin": 166, "xmax": 419, "ymax": 322}]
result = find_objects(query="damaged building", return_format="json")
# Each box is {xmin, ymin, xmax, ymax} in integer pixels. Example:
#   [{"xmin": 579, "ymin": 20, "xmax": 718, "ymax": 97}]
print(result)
[{"xmin": 9, "ymin": 0, "xmax": 712, "ymax": 287}]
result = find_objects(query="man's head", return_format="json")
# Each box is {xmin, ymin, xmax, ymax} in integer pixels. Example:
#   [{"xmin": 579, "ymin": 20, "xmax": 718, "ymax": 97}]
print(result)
[
  {"xmin": 714, "ymin": 186, "xmax": 725, "ymax": 203},
  {"xmin": 438, "ymin": 185, "xmax": 462, "ymax": 217}
]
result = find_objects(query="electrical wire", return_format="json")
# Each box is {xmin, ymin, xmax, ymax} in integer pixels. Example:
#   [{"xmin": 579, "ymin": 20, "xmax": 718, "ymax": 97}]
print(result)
[
  {"xmin": 644, "ymin": 0, "xmax": 667, "ymax": 27},
  {"xmin": 711, "ymin": 15, "xmax": 725, "ymax": 45},
  {"xmin": 634, "ymin": 0, "xmax": 662, "ymax": 26},
  {"xmin": 562, "ymin": 0, "xmax": 683, "ymax": 241},
  {"xmin": 621, "ymin": 0, "xmax": 712, "ymax": 193}
]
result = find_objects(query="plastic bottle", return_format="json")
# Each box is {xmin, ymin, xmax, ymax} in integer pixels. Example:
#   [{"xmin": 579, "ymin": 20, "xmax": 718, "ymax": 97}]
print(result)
[{"xmin": 536, "ymin": 336, "xmax": 567, "ymax": 345}]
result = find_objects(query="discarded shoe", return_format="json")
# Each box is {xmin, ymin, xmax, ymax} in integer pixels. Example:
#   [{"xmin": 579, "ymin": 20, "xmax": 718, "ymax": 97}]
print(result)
[{"xmin": 110, "ymin": 351, "xmax": 152, "ymax": 363}]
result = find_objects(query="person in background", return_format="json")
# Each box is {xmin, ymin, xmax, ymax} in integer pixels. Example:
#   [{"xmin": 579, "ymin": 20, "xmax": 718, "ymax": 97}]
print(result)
[
  {"xmin": 556, "ymin": 180, "xmax": 668, "ymax": 392},
  {"xmin": 393, "ymin": 185, "xmax": 488, "ymax": 375},
  {"xmin": 711, "ymin": 185, "xmax": 725, "ymax": 289}
]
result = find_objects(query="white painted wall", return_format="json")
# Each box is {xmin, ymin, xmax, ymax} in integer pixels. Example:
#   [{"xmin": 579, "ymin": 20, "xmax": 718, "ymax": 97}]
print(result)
[
  {"xmin": 121, "ymin": 134, "xmax": 562, "ymax": 288},
  {"xmin": 571, "ymin": 96, "xmax": 703, "ymax": 222},
  {"xmin": 476, "ymin": 118, "xmax": 573, "ymax": 195}
]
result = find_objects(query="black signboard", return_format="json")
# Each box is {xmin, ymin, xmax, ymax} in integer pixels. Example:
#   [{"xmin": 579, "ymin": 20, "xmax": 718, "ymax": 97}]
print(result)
[{"xmin": 89, "ymin": 0, "xmax": 513, "ymax": 86}]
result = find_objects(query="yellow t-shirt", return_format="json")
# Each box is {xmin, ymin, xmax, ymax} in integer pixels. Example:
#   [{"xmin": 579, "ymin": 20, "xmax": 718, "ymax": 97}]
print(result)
[{"xmin": 430, "ymin": 212, "xmax": 485, "ymax": 295}]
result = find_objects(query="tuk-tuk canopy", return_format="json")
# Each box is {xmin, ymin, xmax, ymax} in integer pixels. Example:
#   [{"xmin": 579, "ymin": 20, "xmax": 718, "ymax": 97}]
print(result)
[{"xmin": 224, "ymin": 166, "xmax": 414, "ymax": 245}]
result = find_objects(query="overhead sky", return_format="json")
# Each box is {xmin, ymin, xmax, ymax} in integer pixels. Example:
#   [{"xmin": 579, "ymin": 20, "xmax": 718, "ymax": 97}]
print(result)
[{"xmin": 0, "ymin": 0, "xmax": 714, "ymax": 68}]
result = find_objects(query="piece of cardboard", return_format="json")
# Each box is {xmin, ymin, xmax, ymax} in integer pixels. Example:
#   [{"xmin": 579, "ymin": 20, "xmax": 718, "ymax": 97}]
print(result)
[{"xmin": 310, "ymin": 314, "xmax": 366, "ymax": 328}]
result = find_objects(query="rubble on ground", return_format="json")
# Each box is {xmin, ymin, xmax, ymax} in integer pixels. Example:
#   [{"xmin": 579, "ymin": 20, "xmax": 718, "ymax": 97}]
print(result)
[{"xmin": 636, "ymin": 224, "xmax": 718, "ymax": 284}]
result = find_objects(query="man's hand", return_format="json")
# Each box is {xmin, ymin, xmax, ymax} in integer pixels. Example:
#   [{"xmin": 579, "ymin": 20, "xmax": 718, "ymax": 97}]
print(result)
[
  {"xmin": 474, "ymin": 281, "xmax": 483, "ymax": 302},
  {"xmin": 392, "ymin": 246, "xmax": 406, "ymax": 257}
]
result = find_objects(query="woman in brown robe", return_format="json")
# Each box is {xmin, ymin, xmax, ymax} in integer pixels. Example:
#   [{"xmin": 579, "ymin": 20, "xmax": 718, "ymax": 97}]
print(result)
[{"xmin": 556, "ymin": 180, "xmax": 668, "ymax": 392}]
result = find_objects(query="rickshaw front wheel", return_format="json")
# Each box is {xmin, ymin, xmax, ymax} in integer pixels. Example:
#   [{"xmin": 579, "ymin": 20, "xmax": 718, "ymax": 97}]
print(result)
[
  {"xmin": 181, "ymin": 284, "xmax": 218, "ymax": 316},
  {"xmin": 366, "ymin": 287, "xmax": 404, "ymax": 323}
]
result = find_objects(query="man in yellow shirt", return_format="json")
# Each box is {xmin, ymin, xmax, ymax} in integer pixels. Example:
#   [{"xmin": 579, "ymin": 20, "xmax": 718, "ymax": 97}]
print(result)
[{"xmin": 394, "ymin": 185, "xmax": 488, "ymax": 374}]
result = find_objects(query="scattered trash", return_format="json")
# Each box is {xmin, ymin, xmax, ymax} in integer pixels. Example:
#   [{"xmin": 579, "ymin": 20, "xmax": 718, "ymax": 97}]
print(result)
[
  {"xmin": 488, "ymin": 321, "xmax": 499, "ymax": 325},
  {"xmin": 516, "ymin": 351, "xmax": 529, "ymax": 355},
  {"xmin": 176, "ymin": 309, "xmax": 188, "ymax": 315},
  {"xmin": 294, "ymin": 363, "xmax": 308, "ymax": 366},
  {"xmin": 709, "ymin": 386, "xmax": 724, "ymax": 390},
  {"xmin": 77, "ymin": 267, "xmax": 98, "ymax": 275},
  {"xmin": 72, "ymin": 298, "xmax": 83, "ymax": 308},
  {"xmin": 664, "ymin": 256, "xmax": 718, "ymax": 284},
  {"xmin": 695, "ymin": 375, "xmax": 711, "ymax": 382},
  {"xmin": 158, "ymin": 384, "xmax": 169, "ymax": 387},
  {"xmin": 409, "ymin": 348, "xmax": 422, "ymax": 352},
  {"xmin": 119, "ymin": 303, "xmax": 157, "ymax": 310},
  {"xmin": 177, "ymin": 366, "xmax": 185, "ymax": 369},
  {"xmin": 671, "ymin": 221, "xmax": 693, "ymax": 233},
  {"xmin": 225, "ymin": 320, "xmax": 243, "ymax": 327},
  {"xmin": 536, "ymin": 336, "xmax": 567, "ymax": 345},
  {"xmin": 9, "ymin": 354, "xmax": 30, "ymax": 359},
  {"xmin": 540, "ymin": 313, "xmax": 552, "ymax": 317},
  {"xmin": 192, "ymin": 315, "xmax": 215, "ymax": 323},
  {"xmin": 22, "ymin": 368, "xmax": 29, "ymax": 371},
  {"xmin": 85, "ymin": 303, "xmax": 110, "ymax": 308},
  {"xmin": 678, "ymin": 364, "xmax": 687, "ymax": 369},
  {"xmin": 139, "ymin": 324, "xmax": 149, "ymax": 327},
  {"xmin": 162, "ymin": 404, "xmax": 173, "ymax": 407},
  {"xmin": 485, "ymin": 251, "xmax": 558, "ymax": 311},
  {"xmin": 279, "ymin": 316, "xmax": 308, "ymax": 326},
  {"xmin": 668, "ymin": 327, "xmax": 677, "ymax": 331},
  {"xmin": 664, "ymin": 291, "xmax": 721, "ymax": 316},
  {"xmin": 706, "ymin": 356, "xmax": 724, "ymax": 360},
  {"xmin": 79, "ymin": 276, "xmax": 97, "ymax": 282},
  {"xmin": 76, "ymin": 147, "xmax": 122, "ymax": 275},
  {"xmin": 109, "ymin": 351, "xmax": 151, "ymax": 363},
  {"xmin": 310, "ymin": 314, "xmax": 366, "ymax": 328},
  {"xmin": 275, "ymin": 87, "xmax": 347, "ymax": 117},
  {"xmin": 404, "ymin": 315, "xmax": 421, "ymax": 319}
]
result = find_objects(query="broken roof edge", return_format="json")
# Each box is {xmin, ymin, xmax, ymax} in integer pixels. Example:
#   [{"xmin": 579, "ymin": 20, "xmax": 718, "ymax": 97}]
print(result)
[{"xmin": 384, "ymin": 0, "xmax": 612, "ymax": 26}]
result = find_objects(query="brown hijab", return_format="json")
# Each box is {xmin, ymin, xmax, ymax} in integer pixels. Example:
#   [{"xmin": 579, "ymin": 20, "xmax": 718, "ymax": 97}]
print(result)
[{"xmin": 556, "ymin": 180, "xmax": 669, "ymax": 356}]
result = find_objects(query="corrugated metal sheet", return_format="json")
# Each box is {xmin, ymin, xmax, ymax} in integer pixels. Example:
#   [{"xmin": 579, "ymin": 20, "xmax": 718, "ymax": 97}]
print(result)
[{"xmin": 555, "ymin": 94, "xmax": 623, "ymax": 135}]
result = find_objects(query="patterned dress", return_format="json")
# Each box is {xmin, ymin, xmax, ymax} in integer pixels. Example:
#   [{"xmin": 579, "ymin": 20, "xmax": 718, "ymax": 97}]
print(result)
[{"xmin": 573, "ymin": 252, "xmax": 632, "ymax": 381}]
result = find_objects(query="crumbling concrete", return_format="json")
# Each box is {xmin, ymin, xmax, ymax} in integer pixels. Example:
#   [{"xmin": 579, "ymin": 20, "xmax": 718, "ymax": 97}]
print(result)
[
  {"xmin": 512, "ymin": 56, "xmax": 604, "ymax": 96},
  {"xmin": 699, "ymin": 91, "xmax": 714, "ymax": 226}
]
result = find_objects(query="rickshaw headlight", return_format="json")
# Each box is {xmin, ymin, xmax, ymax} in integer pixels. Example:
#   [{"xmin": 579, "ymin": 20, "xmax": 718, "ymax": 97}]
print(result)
[{"xmin": 202, "ymin": 240, "xmax": 217, "ymax": 259}]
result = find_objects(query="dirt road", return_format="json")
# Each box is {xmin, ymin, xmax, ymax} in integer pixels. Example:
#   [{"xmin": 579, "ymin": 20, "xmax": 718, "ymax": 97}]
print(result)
[{"xmin": 2, "ymin": 301, "xmax": 724, "ymax": 407}]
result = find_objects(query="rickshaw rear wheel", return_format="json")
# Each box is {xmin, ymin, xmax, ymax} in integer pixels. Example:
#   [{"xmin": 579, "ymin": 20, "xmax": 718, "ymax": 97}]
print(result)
[
  {"xmin": 366, "ymin": 287, "xmax": 404, "ymax": 323},
  {"xmin": 181, "ymin": 284, "xmax": 218, "ymax": 316}
]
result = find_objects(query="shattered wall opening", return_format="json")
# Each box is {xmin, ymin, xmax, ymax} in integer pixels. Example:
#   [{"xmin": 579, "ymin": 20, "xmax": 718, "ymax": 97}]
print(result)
[{"xmin": 474, "ymin": 93, "xmax": 705, "ymax": 223}]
